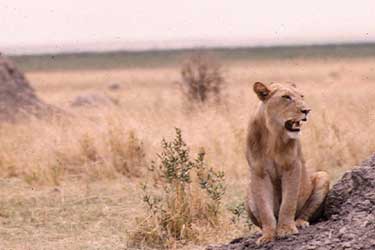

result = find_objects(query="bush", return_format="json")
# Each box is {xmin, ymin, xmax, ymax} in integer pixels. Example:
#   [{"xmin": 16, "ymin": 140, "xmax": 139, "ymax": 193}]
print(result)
[
  {"xmin": 129, "ymin": 128, "xmax": 225, "ymax": 249},
  {"xmin": 180, "ymin": 53, "xmax": 226, "ymax": 105},
  {"xmin": 228, "ymin": 201, "xmax": 253, "ymax": 229}
]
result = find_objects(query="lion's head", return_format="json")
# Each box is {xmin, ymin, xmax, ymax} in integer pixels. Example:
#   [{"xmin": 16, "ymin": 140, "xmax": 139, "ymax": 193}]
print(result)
[{"xmin": 253, "ymin": 81, "xmax": 310, "ymax": 140}]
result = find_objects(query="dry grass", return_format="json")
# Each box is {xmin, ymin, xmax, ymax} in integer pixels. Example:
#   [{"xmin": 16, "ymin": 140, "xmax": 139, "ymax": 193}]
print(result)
[{"xmin": 1, "ymin": 57, "xmax": 375, "ymax": 249}]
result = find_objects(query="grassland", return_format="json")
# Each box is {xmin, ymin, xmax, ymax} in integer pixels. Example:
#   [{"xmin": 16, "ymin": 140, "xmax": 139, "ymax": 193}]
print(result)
[{"xmin": 1, "ymin": 45, "xmax": 375, "ymax": 249}]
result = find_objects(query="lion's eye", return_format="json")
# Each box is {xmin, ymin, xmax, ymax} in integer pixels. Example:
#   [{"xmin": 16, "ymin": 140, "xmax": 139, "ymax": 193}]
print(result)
[{"xmin": 282, "ymin": 95, "xmax": 292, "ymax": 100}]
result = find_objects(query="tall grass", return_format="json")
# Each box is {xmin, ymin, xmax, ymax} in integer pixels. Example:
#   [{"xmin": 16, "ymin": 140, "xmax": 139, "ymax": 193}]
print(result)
[{"xmin": 0, "ymin": 112, "xmax": 148, "ymax": 184}]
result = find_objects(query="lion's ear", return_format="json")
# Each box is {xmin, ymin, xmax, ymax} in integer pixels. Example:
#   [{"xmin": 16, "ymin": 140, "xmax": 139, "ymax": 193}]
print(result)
[{"xmin": 253, "ymin": 82, "xmax": 271, "ymax": 101}]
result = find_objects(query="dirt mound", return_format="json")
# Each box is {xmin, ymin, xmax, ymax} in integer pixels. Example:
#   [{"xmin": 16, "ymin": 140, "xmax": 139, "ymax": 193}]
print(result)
[
  {"xmin": 207, "ymin": 155, "xmax": 375, "ymax": 250},
  {"xmin": 0, "ymin": 54, "xmax": 56, "ymax": 121}
]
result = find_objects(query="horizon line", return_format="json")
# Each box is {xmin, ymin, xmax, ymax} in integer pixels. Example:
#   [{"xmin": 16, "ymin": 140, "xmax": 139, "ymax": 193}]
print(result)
[{"xmin": 5, "ymin": 40, "xmax": 375, "ymax": 57}]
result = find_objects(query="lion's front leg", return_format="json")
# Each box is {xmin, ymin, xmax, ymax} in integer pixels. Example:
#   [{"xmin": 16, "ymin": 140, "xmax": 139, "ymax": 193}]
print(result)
[
  {"xmin": 250, "ymin": 174, "xmax": 277, "ymax": 245},
  {"xmin": 277, "ymin": 163, "xmax": 301, "ymax": 237}
]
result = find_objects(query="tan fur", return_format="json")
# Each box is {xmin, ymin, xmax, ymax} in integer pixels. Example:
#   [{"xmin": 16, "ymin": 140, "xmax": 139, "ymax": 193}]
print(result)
[{"xmin": 245, "ymin": 82, "xmax": 330, "ymax": 245}]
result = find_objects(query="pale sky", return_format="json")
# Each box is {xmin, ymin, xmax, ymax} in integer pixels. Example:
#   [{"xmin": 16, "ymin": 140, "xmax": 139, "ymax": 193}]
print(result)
[{"xmin": 1, "ymin": 0, "xmax": 375, "ymax": 54}]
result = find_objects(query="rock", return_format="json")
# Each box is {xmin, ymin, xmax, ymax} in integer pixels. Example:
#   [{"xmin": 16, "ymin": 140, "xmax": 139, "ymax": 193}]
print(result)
[
  {"xmin": 70, "ymin": 94, "xmax": 118, "ymax": 108},
  {"xmin": 108, "ymin": 83, "xmax": 121, "ymax": 90},
  {"xmin": 207, "ymin": 154, "xmax": 375, "ymax": 250},
  {"xmin": 0, "ymin": 53, "xmax": 57, "ymax": 121}
]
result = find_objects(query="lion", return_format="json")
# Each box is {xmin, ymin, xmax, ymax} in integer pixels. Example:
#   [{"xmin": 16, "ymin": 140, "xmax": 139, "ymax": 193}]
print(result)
[{"xmin": 245, "ymin": 81, "xmax": 330, "ymax": 245}]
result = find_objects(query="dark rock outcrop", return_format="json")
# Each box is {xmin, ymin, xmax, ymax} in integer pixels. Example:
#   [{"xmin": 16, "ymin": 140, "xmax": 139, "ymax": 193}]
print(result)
[
  {"xmin": 0, "ymin": 54, "xmax": 57, "ymax": 121},
  {"xmin": 207, "ymin": 155, "xmax": 375, "ymax": 250}
]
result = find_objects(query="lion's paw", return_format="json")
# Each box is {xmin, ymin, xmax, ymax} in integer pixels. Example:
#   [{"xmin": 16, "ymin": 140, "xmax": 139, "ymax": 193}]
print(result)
[
  {"xmin": 276, "ymin": 223, "xmax": 299, "ymax": 238},
  {"xmin": 256, "ymin": 233, "xmax": 275, "ymax": 245},
  {"xmin": 295, "ymin": 219, "xmax": 310, "ymax": 229}
]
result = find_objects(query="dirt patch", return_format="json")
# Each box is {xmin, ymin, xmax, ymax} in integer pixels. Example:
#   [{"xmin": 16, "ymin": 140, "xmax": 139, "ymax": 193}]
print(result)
[
  {"xmin": 0, "ymin": 53, "xmax": 57, "ymax": 121},
  {"xmin": 207, "ymin": 155, "xmax": 375, "ymax": 250}
]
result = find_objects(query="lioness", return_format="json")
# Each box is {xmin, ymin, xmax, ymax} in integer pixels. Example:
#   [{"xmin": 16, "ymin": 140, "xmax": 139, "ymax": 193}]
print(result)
[{"xmin": 245, "ymin": 82, "xmax": 330, "ymax": 245}]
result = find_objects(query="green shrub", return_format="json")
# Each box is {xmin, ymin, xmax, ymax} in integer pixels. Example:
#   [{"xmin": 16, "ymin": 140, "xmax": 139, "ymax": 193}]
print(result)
[
  {"xmin": 228, "ymin": 201, "xmax": 253, "ymax": 230},
  {"xmin": 129, "ymin": 128, "xmax": 225, "ymax": 249}
]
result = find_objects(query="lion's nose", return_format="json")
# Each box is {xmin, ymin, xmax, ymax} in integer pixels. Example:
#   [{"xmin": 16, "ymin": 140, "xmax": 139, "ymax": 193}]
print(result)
[{"xmin": 301, "ymin": 108, "xmax": 311, "ymax": 115}]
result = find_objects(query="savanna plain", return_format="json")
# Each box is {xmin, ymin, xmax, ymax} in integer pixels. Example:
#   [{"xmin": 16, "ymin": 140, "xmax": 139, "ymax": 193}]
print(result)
[{"xmin": 1, "ymin": 50, "xmax": 375, "ymax": 250}]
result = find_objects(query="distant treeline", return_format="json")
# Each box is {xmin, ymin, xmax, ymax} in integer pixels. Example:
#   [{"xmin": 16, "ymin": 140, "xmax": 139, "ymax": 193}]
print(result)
[{"xmin": 9, "ymin": 43, "xmax": 375, "ymax": 72}]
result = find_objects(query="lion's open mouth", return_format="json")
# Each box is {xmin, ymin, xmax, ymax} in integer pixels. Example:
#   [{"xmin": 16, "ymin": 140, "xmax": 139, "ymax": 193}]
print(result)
[{"xmin": 285, "ymin": 120, "xmax": 302, "ymax": 132}]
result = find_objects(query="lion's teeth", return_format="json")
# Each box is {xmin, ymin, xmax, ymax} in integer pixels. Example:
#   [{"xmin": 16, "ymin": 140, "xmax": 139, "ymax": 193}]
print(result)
[{"xmin": 293, "ymin": 121, "xmax": 300, "ymax": 128}]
